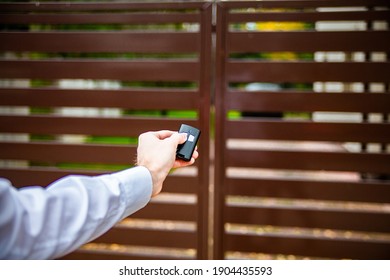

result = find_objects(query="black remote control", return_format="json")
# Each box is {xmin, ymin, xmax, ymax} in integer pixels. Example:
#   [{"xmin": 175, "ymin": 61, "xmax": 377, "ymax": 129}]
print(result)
[{"xmin": 176, "ymin": 124, "xmax": 201, "ymax": 161}]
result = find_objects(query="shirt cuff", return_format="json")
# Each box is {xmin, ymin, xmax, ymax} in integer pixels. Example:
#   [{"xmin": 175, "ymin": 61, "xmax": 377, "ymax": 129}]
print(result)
[{"xmin": 109, "ymin": 166, "xmax": 153, "ymax": 219}]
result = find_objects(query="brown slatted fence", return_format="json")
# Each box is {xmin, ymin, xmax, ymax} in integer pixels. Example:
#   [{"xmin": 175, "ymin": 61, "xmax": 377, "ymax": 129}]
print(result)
[
  {"xmin": 214, "ymin": 0, "xmax": 390, "ymax": 259},
  {"xmin": 0, "ymin": 1, "xmax": 211, "ymax": 260},
  {"xmin": 2, "ymin": 0, "xmax": 390, "ymax": 260}
]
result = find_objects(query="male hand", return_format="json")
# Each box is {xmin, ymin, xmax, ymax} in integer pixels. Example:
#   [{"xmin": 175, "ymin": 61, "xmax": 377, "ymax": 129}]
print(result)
[{"xmin": 136, "ymin": 130, "xmax": 199, "ymax": 196}]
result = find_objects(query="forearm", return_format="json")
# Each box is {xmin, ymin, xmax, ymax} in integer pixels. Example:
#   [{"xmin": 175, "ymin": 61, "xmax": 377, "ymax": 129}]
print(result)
[{"xmin": 0, "ymin": 166, "xmax": 152, "ymax": 260}]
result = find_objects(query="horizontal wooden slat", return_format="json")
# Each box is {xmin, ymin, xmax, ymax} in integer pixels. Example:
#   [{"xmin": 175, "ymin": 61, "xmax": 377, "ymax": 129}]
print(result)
[
  {"xmin": 131, "ymin": 202, "xmax": 197, "ymax": 221},
  {"xmin": 164, "ymin": 175, "xmax": 199, "ymax": 194},
  {"xmin": 228, "ymin": 10, "xmax": 390, "ymax": 23},
  {"xmin": 95, "ymin": 227, "xmax": 196, "ymax": 248},
  {"xmin": 0, "ymin": 115, "xmax": 195, "ymax": 136},
  {"xmin": 228, "ymin": 31, "xmax": 390, "ymax": 52},
  {"xmin": 0, "ymin": 142, "xmax": 201, "ymax": 169},
  {"xmin": 227, "ymin": 91, "xmax": 390, "ymax": 113},
  {"xmin": 0, "ymin": 167, "xmax": 103, "ymax": 188},
  {"xmin": 62, "ymin": 249, "xmax": 193, "ymax": 260},
  {"xmin": 226, "ymin": 120, "xmax": 390, "ymax": 143},
  {"xmin": 226, "ymin": 149, "xmax": 390, "ymax": 173},
  {"xmin": 0, "ymin": 32, "xmax": 200, "ymax": 53},
  {"xmin": 0, "ymin": 167, "xmax": 198, "ymax": 193},
  {"xmin": 0, "ymin": 88, "xmax": 198, "ymax": 110},
  {"xmin": 225, "ymin": 234, "xmax": 390, "ymax": 259},
  {"xmin": 227, "ymin": 61, "xmax": 390, "ymax": 83},
  {"xmin": 221, "ymin": 0, "xmax": 390, "ymax": 9},
  {"xmin": 0, "ymin": 142, "xmax": 135, "ymax": 164},
  {"xmin": 226, "ymin": 205, "xmax": 390, "ymax": 232},
  {"xmin": 226, "ymin": 178, "xmax": 390, "ymax": 203},
  {"xmin": 0, "ymin": 60, "xmax": 200, "ymax": 81},
  {"xmin": 0, "ymin": 2, "xmax": 207, "ymax": 12},
  {"xmin": 0, "ymin": 13, "xmax": 201, "ymax": 24}
]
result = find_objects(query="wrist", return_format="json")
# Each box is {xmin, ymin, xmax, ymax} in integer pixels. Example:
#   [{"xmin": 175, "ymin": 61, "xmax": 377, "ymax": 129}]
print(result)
[{"xmin": 137, "ymin": 162, "xmax": 163, "ymax": 197}]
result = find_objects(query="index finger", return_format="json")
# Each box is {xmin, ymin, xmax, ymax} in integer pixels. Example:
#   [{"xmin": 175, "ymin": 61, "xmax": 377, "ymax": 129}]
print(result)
[{"xmin": 152, "ymin": 130, "xmax": 176, "ymax": 140}]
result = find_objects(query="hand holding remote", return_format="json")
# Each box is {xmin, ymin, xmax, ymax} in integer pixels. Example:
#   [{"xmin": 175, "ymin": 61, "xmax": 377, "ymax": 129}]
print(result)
[{"xmin": 137, "ymin": 130, "xmax": 198, "ymax": 197}]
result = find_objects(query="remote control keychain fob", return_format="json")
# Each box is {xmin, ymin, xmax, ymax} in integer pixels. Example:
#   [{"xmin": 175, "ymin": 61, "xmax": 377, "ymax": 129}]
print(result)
[{"xmin": 176, "ymin": 124, "xmax": 201, "ymax": 162}]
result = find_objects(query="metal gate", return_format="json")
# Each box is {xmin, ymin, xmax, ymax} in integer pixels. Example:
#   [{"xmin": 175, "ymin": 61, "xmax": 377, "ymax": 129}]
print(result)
[
  {"xmin": 214, "ymin": 0, "xmax": 390, "ymax": 259},
  {"xmin": 0, "ymin": 1, "xmax": 212, "ymax": 260}
]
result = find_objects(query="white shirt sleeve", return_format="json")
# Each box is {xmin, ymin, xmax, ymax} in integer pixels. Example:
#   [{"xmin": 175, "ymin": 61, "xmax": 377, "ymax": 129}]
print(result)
[{"xmin": 0, "ymin": 166, "xmax": 153, "ymax": 260}]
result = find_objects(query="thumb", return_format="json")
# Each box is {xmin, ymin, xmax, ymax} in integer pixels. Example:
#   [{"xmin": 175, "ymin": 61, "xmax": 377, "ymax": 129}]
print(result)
[{"xmin": 171, "ymin": 132, "xmax": 187, "ymax": 145}]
